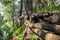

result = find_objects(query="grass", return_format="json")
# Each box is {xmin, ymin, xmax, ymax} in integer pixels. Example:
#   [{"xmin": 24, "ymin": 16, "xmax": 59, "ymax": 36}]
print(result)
[{"xmin": 17, "ymin": 34, "xmax": 38, "ymax": 40}]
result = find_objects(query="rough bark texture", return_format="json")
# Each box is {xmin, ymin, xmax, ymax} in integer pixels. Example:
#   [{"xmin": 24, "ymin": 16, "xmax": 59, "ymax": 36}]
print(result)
[
  {"xmin": 21, "ymin": 0, "xmax": 60, "ymax": 40},
  {"xmin": 45, "ymin": 33, "xmax": 60, "ymax": 40},
  {"xmin": 23, "ymin": 12, "xmax": 60, "ymax": 40},
  {"xmin": 25, "ymin": 0, "xmax": 33, "ymax": 15}
]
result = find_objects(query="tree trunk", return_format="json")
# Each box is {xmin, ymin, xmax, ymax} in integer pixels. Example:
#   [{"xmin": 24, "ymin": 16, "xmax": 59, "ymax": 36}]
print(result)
[{"xmin": 25, "ymin": 0, "xmax": 33, "ymax": 15}]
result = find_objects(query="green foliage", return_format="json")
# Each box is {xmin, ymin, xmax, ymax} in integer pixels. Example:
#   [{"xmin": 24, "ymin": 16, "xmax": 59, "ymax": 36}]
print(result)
[
  {"xmin": 37, "ymin": 5, "xmax": 60, "ymax": 13},
  {"xmin": 17, "ymin": 34, "xmax": 24, "ymax": 40},
  {"xmin": 12, "ymin": 23, "xmax": 24, "ymax": 36},
  {"xmin": 17, "ymin": 34, "xmax": 38, "ymax": 40},
  {"xmin": 30, "ymin": 34, "xmax": 38, "ymax": 40},
  {"xmin": 0, "ymin": 0, "xmax": 18, "ymax": 40},
  {"xmin": 35, "ymin": 0, "xmax": 60, "ymax": 13},
  {"xmin": 1, "ymin": 0, "xmax": 12, "ymax": 6}
]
